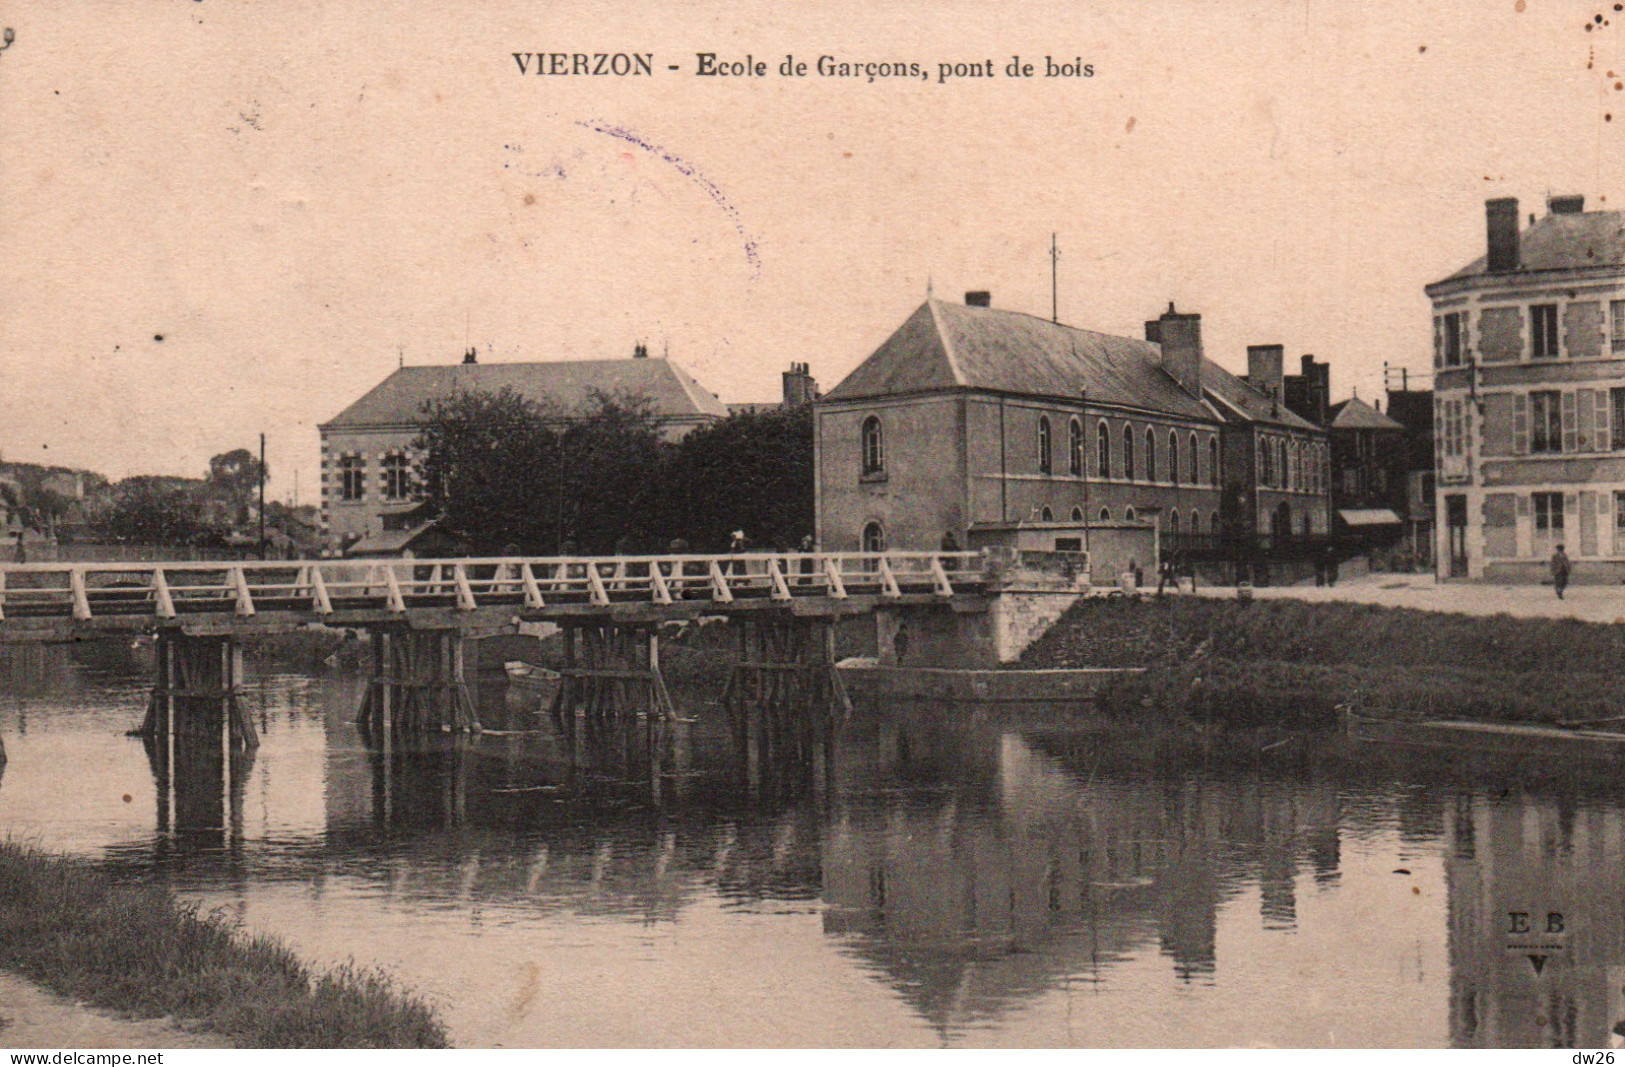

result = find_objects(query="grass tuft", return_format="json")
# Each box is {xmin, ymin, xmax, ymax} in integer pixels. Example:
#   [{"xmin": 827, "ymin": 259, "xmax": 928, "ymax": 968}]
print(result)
[{"xmin": 0, "ymin": 841, "xmax": 448, "ymax": 1048}]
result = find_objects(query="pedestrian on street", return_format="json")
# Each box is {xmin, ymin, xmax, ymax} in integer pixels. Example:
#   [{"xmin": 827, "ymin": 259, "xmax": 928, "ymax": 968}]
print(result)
[
  {"xmin": 939, "ymin": 530, "xmax": 960, "ymax": 572},
  {"xmin": 1551, "ymin": 543, "xmax": 1571, "ymax": 600}
]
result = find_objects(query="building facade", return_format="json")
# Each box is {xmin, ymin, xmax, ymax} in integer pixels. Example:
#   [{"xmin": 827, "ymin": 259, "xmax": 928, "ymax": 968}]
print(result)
[
  {"xmin": 815, "ymin": 293, "xmax": 1331, "ymax": 559},
  {"xmin": 1427, "ymin": 195, "xmax": 1625, "ymax": 580},
  {"xmin": 318, "ymin": 347, "xmax": 729, "ymax": 553}
]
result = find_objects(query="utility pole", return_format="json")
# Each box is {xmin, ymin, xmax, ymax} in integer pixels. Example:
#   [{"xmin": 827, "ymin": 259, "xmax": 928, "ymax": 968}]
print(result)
[
  {"xmin": 258, "ymin": 433, "xmax": 267, "ymax": 560},
  {"xmin": 1050, "ymin": 233, "xmax": 1059, "ymax": 323}
]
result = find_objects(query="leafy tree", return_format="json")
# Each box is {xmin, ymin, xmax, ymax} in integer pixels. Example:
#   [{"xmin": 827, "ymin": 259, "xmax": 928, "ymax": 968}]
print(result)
[
  {"xmin": 665, "ymin": 406, "xmax": 813, "ymax": 551},
  {"xmin": 415, "ymin": 388, "xmax": 563, "ymax": 553},
  {"xmin": 87, "ymin": 477, "xmax": 214, "ymax": 546},
  {"xmin": 556, "ymin": 390, "xmax": 672, "ymax": 553},
  {"xmin": 207, "ymin": 448, "xmax": 267, "ymax": 497}
]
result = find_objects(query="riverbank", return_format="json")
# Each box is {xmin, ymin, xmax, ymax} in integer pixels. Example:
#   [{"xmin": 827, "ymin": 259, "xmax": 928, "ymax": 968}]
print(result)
[
  {"xmin": 0, "ymin": 842, "xmax": 448, "ymax": 1048},
  {"xmin": 0, "ymin": 971, "xmax": 231, "ymax": 1049},
  {"xmin": 1019, "ymin": 595, "xmax": 1625, "ymax": 730}
]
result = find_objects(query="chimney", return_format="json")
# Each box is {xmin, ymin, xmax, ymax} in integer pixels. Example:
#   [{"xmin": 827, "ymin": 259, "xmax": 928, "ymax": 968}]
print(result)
[
  {"xmin": 462, "ymin": 347, "xmax": 477, "ymax": 365},
  {"xmin": 1548, "ymin": 194, "xmax": 1585, "ymax": 215},
  {"xmin": 964, "ymin": 291, "xmax": 991, "ymax": 308},
  {"xmin": 782, "ymin": 362, "xmax": 819, "ymax": 407},
  {"xmin": 1486, "ymin": 197, "xmax": 1520, "ymax": 273},
  {"xmin": 1156, "ymin": 302, "xmax": 1204, "ymax": 400},
  {"xmin": 632, "ymin": 343, "xmax": 648, "ymax": 359},
  {"xmin": 1247, "ymin": 344, "xmax": 1285, "ymax": 402}
]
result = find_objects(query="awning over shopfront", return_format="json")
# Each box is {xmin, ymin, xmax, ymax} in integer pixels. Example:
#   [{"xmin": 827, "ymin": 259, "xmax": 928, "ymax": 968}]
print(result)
[{"xmin": 1337, "ymin": 508, "xmax": 1403, "ymax": 527}]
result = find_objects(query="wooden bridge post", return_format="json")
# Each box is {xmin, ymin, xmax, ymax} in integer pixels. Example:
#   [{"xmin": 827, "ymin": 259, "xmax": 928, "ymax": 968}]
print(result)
[
  {"xmin": 721, "ymin": 614, "xmax": 849, "ymax": 792},
  {"xmin": 356, "ymin": 625, "xmax": 480, "ymax": 740}
]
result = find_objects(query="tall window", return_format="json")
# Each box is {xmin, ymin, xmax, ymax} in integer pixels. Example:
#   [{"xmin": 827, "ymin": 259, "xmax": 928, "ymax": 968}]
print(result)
[
  {"xmin": 1145, "ymin": 427, "xmax": 1157, "ymax": 482},
  {"xmin": 1533, "ymin": 492, "xmax": 1565, "ymax": 534},
  {"xmin": 1040, "ymin": 505, "xmax": 1053, "ymax": 522},
  {"xmin": 1531, "ymin": 304, "xmax": 1560, "ymax": 359},
  {"xmin": 1071, "ymin": 505, "xmax": 1084, "ymax": 521},
  {"xmin": 1613, "ymin": 300, "xmax": 1625, "ymax": 353},
  {"xmin": 1068, "ymin": 418, "xmax": 1083, "ymax": 476},
  {"xmin": 382, "ymin": 452, "xmax": 412, "ymax": 501},
  {"xmin": 1441, "ymin": 312, "xmax": 1465, "ymax": 367},
  {"xmin": 1099, "ymin": 507, "xmax": 1111, "ymax": 522},
  {"xmin": 1188, "ymin": 432, "xmax": 1199, "ymax": 484},
  {"xmin": 1125, "ymin": 506, "xmax": 1137, "ymax": 522},
  {"xmin": 862, "ymin": 521, "xmax": 886, "ymax": 553},
  {"xmin": 1123, "ymin": 424, "xmax": 1135, "ymax": 480},
  {"xmin": 861, "ymin": 416, "xmax": 884, "ymax": 475},
  {"xmin": 1209, "ymin": 438, "xmax": 1220, "ymax": 486},
  {"xmin": 1259, "ymin": 437, "xmax": 1274, "ymax": 487},
  {"xmin": 1097, "ymin": 421, "xmax": 1111, "ymax": 479},
  {"xmin": 1531, "ymin": 391, "xmax": 1562, "ymax": 454},
  {"xmin": 1613, "ymin": 388, "xmax": 1625, "ymax": 450},
  {"xmin": 1038, "ymin": 416, "xmax": 1052, "ymax": 474},
  {"xmin": 1169, "ymin": 509, "xmax": 1180, "ymax": 533},
  {"xmin": 338, "ymin": 455, "xmax": 365, "ymax": 502},
  {"xmin": 1169, "ymin": 430, "xmax": 1181, "ymax": 485}
]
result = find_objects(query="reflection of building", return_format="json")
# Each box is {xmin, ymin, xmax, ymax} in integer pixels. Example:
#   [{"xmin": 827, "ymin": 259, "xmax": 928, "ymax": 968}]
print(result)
[
  {"xmin": 1428, "ymin": 194, "xmax": 1625, "ymax": 580},
  {"xmin": 1446, "ymin": 789, "xmax": 1625, "ymax": 1049},
  {"xmin": 318, "ymin": 346, "xmax": 729, "ymax": 553}
]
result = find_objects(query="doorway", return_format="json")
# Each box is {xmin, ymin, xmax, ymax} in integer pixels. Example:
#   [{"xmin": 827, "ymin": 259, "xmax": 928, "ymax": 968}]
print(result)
[{"xmin": 1445, "ymin": 495, "xmax": 1468, "ymax": 578}]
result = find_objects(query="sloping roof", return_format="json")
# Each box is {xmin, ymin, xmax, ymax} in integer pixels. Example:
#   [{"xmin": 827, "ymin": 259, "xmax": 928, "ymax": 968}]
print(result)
[
  {"xmin": 322, "ymin": 358, "xmax": 730, "ymax": 430},
  {"xmin": 1329, "ymin": 396, "xmax": 1405, "ymax": 432},
  {"xmin": 1440, "ymin": 209, "xmax": 1625, "ymax": 283},
  {"xmin": 823, "ymin": 300, "xmax": 1211, "ymax": 419},
  {"xmin": 1199, "ymin": 359, "xmax": 1323, "ymax": 432}
]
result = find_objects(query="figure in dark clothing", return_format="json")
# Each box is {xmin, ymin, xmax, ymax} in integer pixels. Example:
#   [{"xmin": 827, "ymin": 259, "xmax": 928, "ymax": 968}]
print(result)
[
  {"xmin": 797, "ymin": 534, "xmax": 816, "ymax": 585},
  {"xmin": 728, "ymin": 530, "xmax": 747, "ymax": 576},
  {"xmin": 1552, "ymin": 544, "xmax": 1571, "ymax": 600},
  {"xmin": 940, "ymin": 530, "xmax": 960, "ymax": 572}
]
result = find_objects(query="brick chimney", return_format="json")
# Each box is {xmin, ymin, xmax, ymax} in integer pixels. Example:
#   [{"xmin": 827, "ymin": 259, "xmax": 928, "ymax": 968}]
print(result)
[
  {"xmin": 1153, "ymin": 303, "xmax": 1204, "ymax": 400},
  {"xmin": 964, "ymin": 291, "xmax": 991, "ymax": 308},
  {"xmin": 1548, "ymin": 194, "xmax": 1585, "ymax": 215},
  {"xmin": 632, "ymin": 343, "xmax": 648, "ymax": 359},
  {"xmin": 462, "ymin": 347, "xmax": 477, "ymax": 365},
  {"xmin": 1247, "ymin": 344, "xmax": 1285, "ymax": 401},
  {"xmin": 782, "ymin": 362, "xmax": 818, "ymax": 406},
  {"xmin": 1486, "ymin": 197, "xmax": 1520, "ymax": 273}
]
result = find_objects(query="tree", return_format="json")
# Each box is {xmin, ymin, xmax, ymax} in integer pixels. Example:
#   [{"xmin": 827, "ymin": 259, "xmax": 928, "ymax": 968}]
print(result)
[
  {"xmin": 665, "ymin": 406, "xmax": 813, "ymax": 551},
  {"xmin": 87, "ymin": 477, "xmax": 214, "ymax": 546},
  {"xmin": 556, "ymin": 390, "xmax": 672, "ymax": 553},
  {"xmin": 207, "ymin": 448, "xmax": 267, "ymax": 497},
  {"xmin": 415, "ymin": 388, "xmax": 563, "ymax": 553}
]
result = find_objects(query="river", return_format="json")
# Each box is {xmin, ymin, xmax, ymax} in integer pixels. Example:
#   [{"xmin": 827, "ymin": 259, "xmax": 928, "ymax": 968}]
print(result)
[{"xmin": 0, "ymin": 640, "xmax": 1619, "ymax": 1049}]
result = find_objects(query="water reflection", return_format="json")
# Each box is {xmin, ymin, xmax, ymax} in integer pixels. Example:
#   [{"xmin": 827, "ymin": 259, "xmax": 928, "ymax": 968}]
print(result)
[{"xmin": 2, "ymin": 642, "xmax": 1623, "ymax": 1046}]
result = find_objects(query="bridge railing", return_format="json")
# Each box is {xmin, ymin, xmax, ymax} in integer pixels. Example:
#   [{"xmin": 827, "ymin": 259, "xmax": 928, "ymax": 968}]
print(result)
[{"xmin": 0, "ymin": 552, "xmax": 987, "ymax": 622}]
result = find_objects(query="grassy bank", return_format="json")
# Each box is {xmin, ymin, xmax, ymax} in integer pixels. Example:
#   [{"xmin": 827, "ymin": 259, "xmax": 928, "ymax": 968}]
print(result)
[
  {"xmin": 1019, "ymin": 596, "xmax": 1625, "ymax": 730},
  {"xmin": 0, "ymin": 842, "xmax": 447, "ymax": 1048}
]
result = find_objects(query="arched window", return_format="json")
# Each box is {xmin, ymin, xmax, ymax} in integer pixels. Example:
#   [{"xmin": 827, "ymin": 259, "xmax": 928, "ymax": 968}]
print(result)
[
  {"xmin": 1099, "ymin": 507, "xmax": 1112, "ymax": 523},
  {"xmin": 1277, "ymin": 439, "xmax": 1287, "ymax": 488},
  {"xmin": 1145, "ymin": 426, "xmax": 1158, "ymax": 482},
  {"xmin": 1123, "ymin": 424, "xmax": 1135, "ymax": 480},
  {"xmin": 1125, "ymin": 506, "xmax": 1137, "ymax": 522},
  {"xmin": 861, "ymin": 416, "xmax": 884, "ymax": 475},
  {"xmin": 1040, "ymin": 505, "xmax": 1054, "ymax": 522},
  {"xmin": 1209, "ymin": 437, "xmax": 1220, "ymax": 486},
  {"xmin": 1259, "ymin": 437, "xmax": 1273, "ymax": 487},
  {"xmin": 1188, "ymin": 432, "xmax": 1199, "ymax": 484},
  {"xmin": 1097, "ymin": 421, "xmax": 1111, "ymax": 479},
  {"xmin": 1038, "ymin": 416, "xmax": 1052, "ymax": 474},
  {"xmin": 1285, "ymin": 440, "xmax": 1295, "ymax": 491},
  {"xmin": 1071, "ymin": 505, "xmax": 1084, "ymax": 522},
  {"xmin": 1169, "ymin": 430, "xmax": 1181, "ymax": 485},
  {"xmin": 1169, "ymin": 508, "xmax": 1180, "ymax": 533},
  {"xmin": 1068, "ymin": 418, "xmax": 1083, "ymax": 476},
  {"xmin": 1189, "ymin": 510, "xmax": 1200, "ymax": 534},
  {"xmin": 862, "ymin": 521, "xmax": 886, "ymax": 553}
]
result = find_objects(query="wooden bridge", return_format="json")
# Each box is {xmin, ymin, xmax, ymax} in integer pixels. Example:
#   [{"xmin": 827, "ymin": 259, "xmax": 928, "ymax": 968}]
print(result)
[{"xmin": 0, "ymin": 552, "xmax": 989, "ymax": 761}]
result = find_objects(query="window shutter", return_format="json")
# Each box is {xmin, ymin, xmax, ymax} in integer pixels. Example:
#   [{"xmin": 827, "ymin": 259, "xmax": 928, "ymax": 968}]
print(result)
[
  {"xmin": 1512, "ymin": 393, "xmax": 1529, "ymax": 454},
  {"xmin": 1433, "ymin": 317, "xmax": 1443, "ymax": 368},
  {"xmin": 1562, "ymin": 391, "xmax": 1579, "ymax": 453},
  {"xmin": 1578, "ymin": 388, "xmax": 1595, "ymax": 451},
  {"xmin": 1598, "ymin": 391, "xmax": 1613, "ymax": 454}
]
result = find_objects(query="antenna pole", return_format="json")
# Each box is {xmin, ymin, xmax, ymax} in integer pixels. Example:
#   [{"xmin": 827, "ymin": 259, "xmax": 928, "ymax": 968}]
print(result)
[{"xmin": 1050, "ymin": 233, "xmax": 1059, "ymax": 323}]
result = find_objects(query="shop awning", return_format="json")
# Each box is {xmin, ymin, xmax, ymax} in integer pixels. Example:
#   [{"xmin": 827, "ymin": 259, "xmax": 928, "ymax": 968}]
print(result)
[{"xmin": 1337, "ymin": 508, "xmax": 1403, "ymax": 527}]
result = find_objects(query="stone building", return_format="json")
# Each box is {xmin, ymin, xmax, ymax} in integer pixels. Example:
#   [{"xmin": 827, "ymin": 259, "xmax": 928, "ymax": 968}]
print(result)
[
  {"xmin": 318, "ymin": 346, "xmax": 729, "ymax": 553},
  {"xmin": 1427, "ymin": 194, "xmax": 1625, "ymax": 580},
  {"xmin": 814, "ymin": 292, "xmax": 1331, "ymax": 559}
]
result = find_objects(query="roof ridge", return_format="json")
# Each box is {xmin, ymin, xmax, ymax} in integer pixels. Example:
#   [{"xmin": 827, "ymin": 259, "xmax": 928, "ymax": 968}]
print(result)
[{"xmin": 927, "ymin": 299, "xmax": 968, "ymax": 387}]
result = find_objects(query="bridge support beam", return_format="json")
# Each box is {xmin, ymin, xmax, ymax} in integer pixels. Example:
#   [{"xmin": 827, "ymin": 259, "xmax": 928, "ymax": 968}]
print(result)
[
  {"xmin": 548, "ymin": 622, "xmax": 675, "ymax": 745},
  {"xmin": 722, "ymin": 616, "xmax": 849, "ymax": 787},
  {"xmin": 136, "ymin": 632, "xmax": 259, "ymax": 751},
  {"xmin": 355, "ymin": 626, "xmax": 481, "ymax": 738}
]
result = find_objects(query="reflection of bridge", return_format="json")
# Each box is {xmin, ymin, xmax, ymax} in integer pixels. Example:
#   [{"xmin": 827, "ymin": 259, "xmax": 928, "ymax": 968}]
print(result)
[{"xmin": 0, "ymin": 552, "xmax": 989, "ymax": 751}]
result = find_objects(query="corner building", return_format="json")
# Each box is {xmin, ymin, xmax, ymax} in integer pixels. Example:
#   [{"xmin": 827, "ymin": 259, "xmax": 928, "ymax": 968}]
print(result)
[{"xmin": 1428, "ymin": 195, "xmax": 1625, "ymax": 580}]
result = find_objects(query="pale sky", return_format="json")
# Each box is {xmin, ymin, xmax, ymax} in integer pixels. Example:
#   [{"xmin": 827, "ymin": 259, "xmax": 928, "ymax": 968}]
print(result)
[{"xmin": 1, "ymin": 0, "xmax": 1621, "ymax": 500}]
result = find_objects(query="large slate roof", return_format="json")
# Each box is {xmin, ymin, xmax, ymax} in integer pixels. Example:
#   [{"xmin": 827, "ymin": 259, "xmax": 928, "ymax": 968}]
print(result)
[
  {"xmin": 1439, "ymin": 209, "xmax": 1625, "ymax": 283},
  {"xmin": 322, "ymin": 358, "xmax": 730, "ymax": 430},
  {"xmin": 823, "ymin": 300, "xmax": 1212, "ymax": 419},
  {"xmin": 1199, "ymin": 359, "xmax": 1323, "ymax": 432}
]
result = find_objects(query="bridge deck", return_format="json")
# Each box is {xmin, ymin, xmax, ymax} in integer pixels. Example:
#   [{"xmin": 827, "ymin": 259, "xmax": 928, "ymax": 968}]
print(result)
[{"xmin": 0, "ymin": 552, "xmax": 987, "ymax": 641}]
